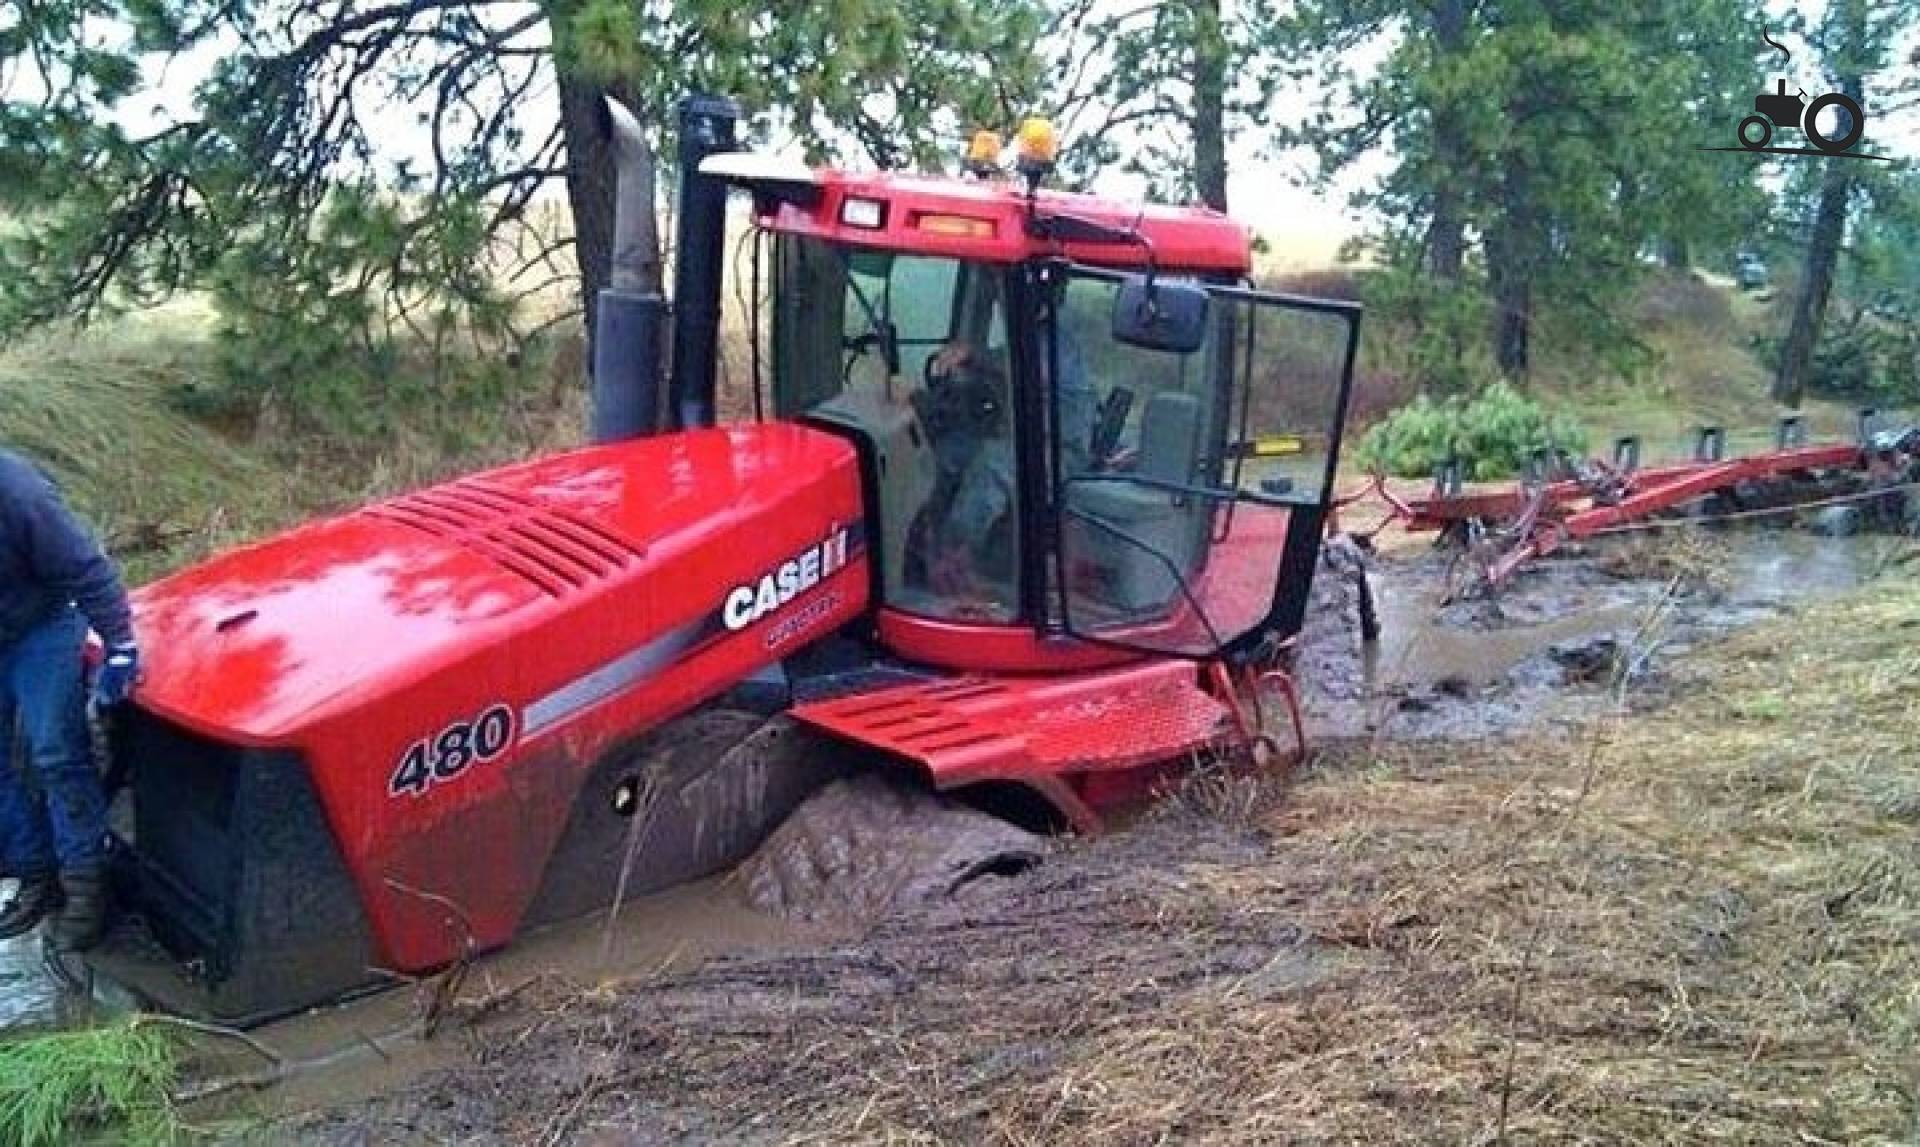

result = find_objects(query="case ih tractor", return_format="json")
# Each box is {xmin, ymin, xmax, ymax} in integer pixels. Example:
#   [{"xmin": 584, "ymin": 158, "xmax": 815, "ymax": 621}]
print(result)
[{"xmin": 88, "ymin": 97, "xmax": 1360, "ymax": 1022}]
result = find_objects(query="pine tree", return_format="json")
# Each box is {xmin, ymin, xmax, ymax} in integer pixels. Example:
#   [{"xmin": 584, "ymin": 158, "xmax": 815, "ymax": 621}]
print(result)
[{"xmin": 0, "ymin": 0, "xmax": 1043, "ymax": 396}]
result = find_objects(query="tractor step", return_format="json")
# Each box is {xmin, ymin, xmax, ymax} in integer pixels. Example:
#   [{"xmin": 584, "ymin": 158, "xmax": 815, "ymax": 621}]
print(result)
[{"xmin": 791, "ymin": 660, "xmax": 1229, "ymax": 806}]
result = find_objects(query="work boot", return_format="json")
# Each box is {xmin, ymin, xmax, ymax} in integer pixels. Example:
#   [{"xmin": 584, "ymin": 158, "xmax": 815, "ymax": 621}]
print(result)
[
  {"xmin": 0, "ymin": 874, "xmax": 63, "ymax": 940},
  {"xmin": 48, "ymin": 866, "xmax": 109, "ymax": 952}
]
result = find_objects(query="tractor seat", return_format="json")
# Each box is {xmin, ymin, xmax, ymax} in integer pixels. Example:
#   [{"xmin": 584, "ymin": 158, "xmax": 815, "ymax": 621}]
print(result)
[{"xmin": 1066, "ymin": 391, "xmax": 1208, "ymax": 614}]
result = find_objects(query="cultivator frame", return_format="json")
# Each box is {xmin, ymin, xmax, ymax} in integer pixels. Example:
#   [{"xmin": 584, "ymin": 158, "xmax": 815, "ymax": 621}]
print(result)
[{"xmin": 1378, "ymin": 411, "xmax": 1919, "ymax": 594}]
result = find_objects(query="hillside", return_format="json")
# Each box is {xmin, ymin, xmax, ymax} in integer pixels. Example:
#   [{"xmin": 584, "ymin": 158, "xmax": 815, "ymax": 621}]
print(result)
[{"xmin": 0, "ymin": 305, "xmax": 582, "ymax": 582}]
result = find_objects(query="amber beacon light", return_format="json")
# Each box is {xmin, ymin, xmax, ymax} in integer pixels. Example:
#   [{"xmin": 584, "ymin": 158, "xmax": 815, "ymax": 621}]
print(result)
[{"xmin": 965, "ymin": 130, "xmax": 1003, "ymax": 176}]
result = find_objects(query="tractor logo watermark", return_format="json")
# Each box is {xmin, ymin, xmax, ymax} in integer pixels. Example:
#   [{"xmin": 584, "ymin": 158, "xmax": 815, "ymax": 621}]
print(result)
[{"xmin": 1701, "ymin": 29, "xmax": 1888, "ymax": 162}]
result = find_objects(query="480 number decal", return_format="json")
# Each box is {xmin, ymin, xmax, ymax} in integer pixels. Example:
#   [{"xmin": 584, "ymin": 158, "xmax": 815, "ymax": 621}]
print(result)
[{"xmin": 389, "ymin": 704, "xmax": 516, "ymax": 797}]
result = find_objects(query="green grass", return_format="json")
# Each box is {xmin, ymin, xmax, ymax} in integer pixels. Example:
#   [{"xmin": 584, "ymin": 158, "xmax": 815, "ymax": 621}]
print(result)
[{"xmin": 0, "ymin": 1022, "xmax": 180, "ymax": 1145}]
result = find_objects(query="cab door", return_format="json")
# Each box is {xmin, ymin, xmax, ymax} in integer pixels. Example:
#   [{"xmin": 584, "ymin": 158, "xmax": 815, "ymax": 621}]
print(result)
[{"xmin": 1044, "ymin": 267, "xmax": 1362, "ymax": 658}]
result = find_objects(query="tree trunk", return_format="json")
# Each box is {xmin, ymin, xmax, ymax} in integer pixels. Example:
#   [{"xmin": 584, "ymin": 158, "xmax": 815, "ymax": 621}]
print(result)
[
  {"xmin": 1772, "ymin": 75, "xmax": 1861, "ymax": 407},
  {"xmin": 1491, "ymin": 269, "xmax": 1530, "ymax": 375},
  {"xmin": 1190, "ymin": 0, "xmax": 1229, "ymax": 212},
  {"xmin": 1427, "ymin": 190, "xmax": 1466, "ymax": 282},
  {"xmin": 1773, "ymin": 162, "xmax": 1850, "ymax": 407},
  {"xmin": 558, "ymin": 74, "xmax": 620, "ymax": 347},
  {"xmin": 1486, "ymin": 155, "xmax": 1535, "ymax": 378},
  {"xmin": 1424, "ymin": 0, "xmax": 1468, "ymax": 282}
]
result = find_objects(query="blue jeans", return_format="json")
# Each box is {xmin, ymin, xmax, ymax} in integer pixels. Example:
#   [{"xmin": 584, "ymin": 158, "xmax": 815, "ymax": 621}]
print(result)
[{"xmin": 0, "ymin": 608, "xmax": 107, "ymax": 873}]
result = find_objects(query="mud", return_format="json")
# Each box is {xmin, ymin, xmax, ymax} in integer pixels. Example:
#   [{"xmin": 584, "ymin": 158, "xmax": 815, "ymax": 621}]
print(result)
[
  {"xmin": 289, "ymin": 805, "xmax": 1327, "ymax": 1145},
  {"xmin": 178, "ymin": 873, "xmax": 841, "ymax": 1122},
  {"xmin": 741, "ymin": 773, "xmax": 1046, "ymax": 924},
  {"xmin": 1296, "ymin": 526, "xmax": 1901, "ymax": 742},
  {"xmin": 157, "ymin": 777, "xmax": 1044, "ymax": 1122},
  {"xmin": 0, "ymin": 520, "xmax": 1909, "ymax": 1141},
  {"xmin": 269, "ymin": 524, "xmax": 1916, "ymax": 1143}
]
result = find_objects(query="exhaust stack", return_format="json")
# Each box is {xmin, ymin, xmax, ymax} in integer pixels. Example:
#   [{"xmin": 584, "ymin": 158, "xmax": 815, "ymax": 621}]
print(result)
[
  {"xmin": 592, "ymin": 98, "xmax": 667, "ymax": 443},
  {"xmin": 669, "ymin": 94, "xmax": 741, "ymax": 430}
]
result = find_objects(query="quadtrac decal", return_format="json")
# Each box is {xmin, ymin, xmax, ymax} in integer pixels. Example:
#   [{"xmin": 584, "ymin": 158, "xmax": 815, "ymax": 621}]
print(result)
[{"xmin": 389, "ymin": 704, "xmax": 516, "ymax": 797}]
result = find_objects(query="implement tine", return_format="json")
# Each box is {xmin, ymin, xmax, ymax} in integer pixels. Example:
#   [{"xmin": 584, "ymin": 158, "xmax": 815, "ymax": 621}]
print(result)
[
  {"xmin": 1693, "ymin": 426, "xmax": 1726, "ymax": 462},
  {"xmin": 1612, "ymin": 436, "xmax": 1641, "ymax": 474},
  {"xmin": 1775, "ymin": 414, "xmax": 1806, "ymax": 450}
]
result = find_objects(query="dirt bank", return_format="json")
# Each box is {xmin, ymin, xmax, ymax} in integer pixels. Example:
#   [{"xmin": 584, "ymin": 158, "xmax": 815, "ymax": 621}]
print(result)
[{"xmin": 278, "ymin": 532, "xmax": 1919, "ymax": 1145}]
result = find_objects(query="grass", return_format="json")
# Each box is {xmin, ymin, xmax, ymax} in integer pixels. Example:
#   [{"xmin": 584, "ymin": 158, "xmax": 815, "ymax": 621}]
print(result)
[
  {"xmin": 991, "ymin": 576, "xmax": 1920, "ymax": 1142},
  {"xmin": 0, "ymin": 1021, "xmax": 180, "ymax": 1145},
  {"xmin": 0, "ymin": 302, "xmax": 583, "ymax": 582},
  {"xmin": 0, "ymin": 306, "xmax": 286, "ymax": 581}
]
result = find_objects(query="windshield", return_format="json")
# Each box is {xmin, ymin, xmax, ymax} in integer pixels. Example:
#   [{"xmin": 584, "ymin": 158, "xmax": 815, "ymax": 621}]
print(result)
[
  {"xmin": 1049, "ymin": 269, "xmax": 1358, "ymax": 656},
  {"xmin": 772, "ymin": 235, "xmax": 1021, "ymax": 624}
]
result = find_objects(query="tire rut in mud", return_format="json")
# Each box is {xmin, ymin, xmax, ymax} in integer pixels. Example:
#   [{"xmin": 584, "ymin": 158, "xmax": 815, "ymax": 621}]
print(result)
[{"xmin": 738, "ymin": 772, "xmax": 1047, "ymax": 924}]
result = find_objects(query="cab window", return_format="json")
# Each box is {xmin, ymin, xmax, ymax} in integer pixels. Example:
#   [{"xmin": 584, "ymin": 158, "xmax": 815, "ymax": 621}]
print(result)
[
  {"xmin": 1048, "ymin": 268, "xmax": 1358, "ymax": 656},
  {"xmin": 772, "ymin": 235, "xmax": 1020, "ymax": 624}
]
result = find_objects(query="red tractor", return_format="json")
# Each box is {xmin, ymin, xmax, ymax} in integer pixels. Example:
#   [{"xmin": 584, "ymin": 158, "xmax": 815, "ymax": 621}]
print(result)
[{"xmin": 87, "ymin": 97, "xmax": 1361, "ymax": 1022}]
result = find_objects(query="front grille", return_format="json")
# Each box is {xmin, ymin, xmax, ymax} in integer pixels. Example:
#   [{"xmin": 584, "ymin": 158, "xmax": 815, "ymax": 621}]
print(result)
[{"xmin": 110, "ymin": 708, "xmax": 380, "ymax": 1022}]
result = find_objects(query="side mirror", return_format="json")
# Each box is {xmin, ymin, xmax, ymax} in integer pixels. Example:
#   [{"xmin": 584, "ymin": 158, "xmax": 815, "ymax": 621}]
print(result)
[{"xmin": 1111, "ymin": 275, "xmax": 1209, "ymax": 354}]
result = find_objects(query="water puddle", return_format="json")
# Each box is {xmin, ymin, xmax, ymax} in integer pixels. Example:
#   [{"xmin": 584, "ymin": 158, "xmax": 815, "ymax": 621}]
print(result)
[
  {"xmin": 188, "ymin": 873, "xmax": 834, "ymax": 1120},
  {"xmin": 1303, "ymin": 527, "xmax": 1905, "ymax": 740},
  {"xmin": 0, "ymin": 923, "xmax": 62, "ymax": 1032}
]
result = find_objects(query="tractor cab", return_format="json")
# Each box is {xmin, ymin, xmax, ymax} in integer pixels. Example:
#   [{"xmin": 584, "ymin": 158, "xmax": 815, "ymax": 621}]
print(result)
[{"xmin": 740, "ymin": 160, "xmax": 1361, "ymax": 672}]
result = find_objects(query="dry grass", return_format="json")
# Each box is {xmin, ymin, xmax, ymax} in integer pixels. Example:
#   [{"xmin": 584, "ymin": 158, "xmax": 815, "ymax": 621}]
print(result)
[
  {"xmin": 1041, "ymin": 580, "xmax": 1920, "ymax": 1144},
  {"xmin": 954, "ymin": 583, "xmax": 1918, "ymax": 1143},
  {"xmin": 0, "ymin": 303, "xmax": 582, "ymax": 582}
]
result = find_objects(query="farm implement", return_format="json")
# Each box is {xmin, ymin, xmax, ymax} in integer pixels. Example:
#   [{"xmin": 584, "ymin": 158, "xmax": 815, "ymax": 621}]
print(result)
[{"xmin": 1377, "ymin": 413, "xmax": 1920, "ymax": 595}]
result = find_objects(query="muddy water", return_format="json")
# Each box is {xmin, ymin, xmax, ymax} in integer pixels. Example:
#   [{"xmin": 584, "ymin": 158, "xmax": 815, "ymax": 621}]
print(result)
[
  {"xmin": 0, "ymin": 869, "xmax": 829, "ymax": 1055},
  {"xmin": 195, "ymin": 874, "xmax": 837, "ymax": 1120},
  {"xmin": 1307, "ymin": 529, "xmax": 1901, "ymax": 741},
  {"xmin": 1366, "ymin": 579, "xmax": 1642, "ymax": 690},
  {"xmin": 0, "ymin": 913, "xmax": 61, "ymax": 1031}
]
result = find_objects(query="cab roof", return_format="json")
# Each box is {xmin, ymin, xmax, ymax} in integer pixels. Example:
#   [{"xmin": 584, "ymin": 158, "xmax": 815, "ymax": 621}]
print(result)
[{"xmin": 747, "ymin": 165, "xmax": 1252, "ymax": 275}]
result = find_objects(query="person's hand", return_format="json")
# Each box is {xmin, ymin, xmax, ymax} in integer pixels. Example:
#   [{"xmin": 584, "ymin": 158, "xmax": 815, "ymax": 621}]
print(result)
[
  {"xmin": 928, "ymin": 343, "xmax": 974, "ymax": 382},
  {"xmin": 93, "ymin": 643, "xmax": 140, "ymax": 706}
]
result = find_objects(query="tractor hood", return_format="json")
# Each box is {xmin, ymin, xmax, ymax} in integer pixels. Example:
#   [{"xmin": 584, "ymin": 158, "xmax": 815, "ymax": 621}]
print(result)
[{"xmin": 131, "ymin": 424, "xmax": 865, "ymax": 745}]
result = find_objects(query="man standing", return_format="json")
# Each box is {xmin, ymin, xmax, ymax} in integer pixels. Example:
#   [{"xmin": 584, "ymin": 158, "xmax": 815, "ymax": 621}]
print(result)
[{"xmin": 0, "ymin": 449, "xmax": 139, "ymax": 951}]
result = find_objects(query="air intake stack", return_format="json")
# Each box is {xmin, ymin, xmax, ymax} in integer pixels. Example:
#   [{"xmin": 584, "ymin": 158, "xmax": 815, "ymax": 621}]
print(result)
[
  {"xmin": 668, "ymin": 94, "xmax": 741, "ymax": 430},
  {"xmin": 591, "ymin": 98, "xmax": 668, "ymax": 443}
]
